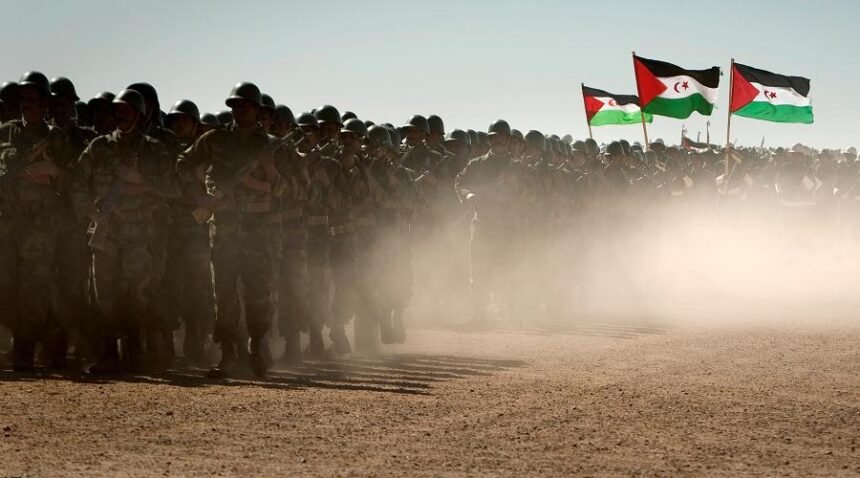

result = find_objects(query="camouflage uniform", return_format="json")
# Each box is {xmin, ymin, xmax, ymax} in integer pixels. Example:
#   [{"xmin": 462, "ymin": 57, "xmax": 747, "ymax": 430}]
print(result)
[
  {"xmin": 164, "ymin": 133, "xmax": 214, "ymax": 364},
  {"xmin": 455, "ymin": 147, "xmax": 528, "ymax": 322},
  {"xmin": 72, "ymin": 129, "xmax": 178, "ymax": 369},
  {"xmin": 273, "ymin": 137, "xmax": 310, "ymax": 361},
  {"xmin": 177, "ymin": 121, "xmax": 279, "ymax": 372},
  {"xmin": 0, "ymin": 120, "xmax": 70, "ymax": 368}
]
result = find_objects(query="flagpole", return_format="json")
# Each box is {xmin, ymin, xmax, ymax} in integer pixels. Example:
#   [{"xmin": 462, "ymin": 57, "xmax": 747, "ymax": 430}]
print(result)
[
  {"xmin": 581, "ymin": 83, "xmax": 593, "ymax": 139},
  {"xmin": 724, "ymin": 58, "xmax": 735, "ymax": 191},
  {"xmin": 632, "ymin": 51, "xmax": 650, "ymax": 151}
]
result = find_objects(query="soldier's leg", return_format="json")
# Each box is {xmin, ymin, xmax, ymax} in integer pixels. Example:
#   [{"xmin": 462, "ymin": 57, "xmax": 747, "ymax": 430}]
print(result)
[
  {"xmin": 240, "ymin": 220, "xmax": 277, "ymax": 377},
  {"xmin": 305, "ymin": 237, "xmax": 331, "ymax": 358},
  {"xmin": 467, "ymin": 224, "xmax": 494, "ymax": 324},
  {"xmin": 90, "ymin": 242, "xmax": 123, "ymax": 373},
  {"xmin": 353, "ymin": 235, "xmax": 381, "ymax": 355},
  {"xmin": 0, "ymin": 218, "xmax": 18, "ymax": 365},
  {"xmin": 328, "ymin": 234, "xmax": 357, "ymax": 355},
  {"xmin": 278, "ymin": 246, "xmax": 309, "ymax": 365},
  {"xmin": 14, "ymin": 216, "xmax": 58, "ymax": 370},
  {"xmin": 53, "ymin": 218, "xmax": 92, "ymax": 367},
  {"xmin": 181, "ymin": 227, "xmax": 214, "ymax": 365},
  {"xmin": 164, "ymin": 227, "xmax": 184, "ymax": 355},
  {"xmin": 119, "ymin": 240, "xmax": 153, "ymax": 372},
  {"xmin": 209, "ymin": 219, "xmax": 243, "ymax": 375},
  {"xmin": 147, "ymin": 224, "xmax": 172, "ymax": 368}
]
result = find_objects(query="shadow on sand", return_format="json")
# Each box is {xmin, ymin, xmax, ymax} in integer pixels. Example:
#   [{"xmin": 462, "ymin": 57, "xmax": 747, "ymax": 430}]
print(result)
[{"xmin": 0, "ymin": 353, "xmax": 527, "ymax": 396}]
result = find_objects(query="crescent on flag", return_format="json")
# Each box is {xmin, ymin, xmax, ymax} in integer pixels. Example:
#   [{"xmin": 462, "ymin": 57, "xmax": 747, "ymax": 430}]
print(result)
[{"xmin": 673, "ymin": 81, "xmax": 682, "ymax": 93}]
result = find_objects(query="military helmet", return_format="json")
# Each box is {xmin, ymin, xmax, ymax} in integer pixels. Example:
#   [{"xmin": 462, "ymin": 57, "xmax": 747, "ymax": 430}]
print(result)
[
  {"xmin": 445, "ymin": 129, "xmax": 471, "ymax": 147},
  {"xmin": 314, "ymin": 104, "xmax": 342, "ymax": 125},
  {"xmin": 562, "ymin": 134, "xmax": 573, "ymax": 144},
  {"xmin": 225, "ymin": 82, "xmax": 262, "ymax": 107},
  {"xmin": 619, "ymin": 139, "xmax": 631, "ymax": 155},
  {"xmin": 127, "ymin": 82, "xmax": 160, "ymax": 110},
  {"xmin": 476, "ymin": 131, "xmax": 489, "ymax": 145},
  {"xmin": 467, "ymin": 129, "xmax": 479, "ymax": 146},
  {"xmin": 510, "ymin": 129, "xmax": 524, "ymax": 142},
  {"xmin": 296, "ymin": 112, "xmax": 319, "ymax": 128},
  {"xmin": 274, "ymin": 104, "xmax": 296, "ymax": 125},
  {"xmin": 341, "ymin": 111, "xmax": 357, "ymax": 121},
  {"xmin": 427, "ymin": 114, "xmax": 444, "ymax": 135},
  {"xmin": 487, "ymin": 119, "xmax": 511, "ymax": 136},
  {"xmin": 200, "ymin": 113, "xmax": 219, "ymax": 127},
  {"xmin": 260, "ymin": 93, "xmax": 275, "ymax": 111},
  {"xmin": 605, "ymin": 141, "xmax": 624, "ymax": 157},
  {"xmin": 341, "ymin": 118, "xmax": 368, "ymax": 137},
  {"xmin": 49, "ymin": 77, "xmax": 79, "ymax": 101},
  {"xmin": 216, "ymin": 110, "xmax": 233, "ymax": 125},
  {"xmin": 403, "ymin": 114, "xmax": 430, "ymax": 135},
  {"xmin": 386, "ymin": 127, "xmax": 402, "ymax": 148},
  {"xmin": 167, "ymin": 99, "xmax": 201, "ymax": 122},
  {"xmin": 572, "ymin": 140, "xmax": 587, "ymax": 153},
  {"xmin": 525, "ymin": 130, "xmax": 546, "ymax": 151},
  {"xmin": 75, "ymin": 101, "xmax": 90, "ymax": 122},
  {"xmin": 545, "ymin": 137, "xmax": 559, "ymax": 154},
  {"xmin": 584, "ymin": 138, "xmax": 599, "ymax": 157},
  {"xmin": 87, "ymin": 91, "xmax": 115, "ymax": 109},
  {"xmin": 0, "ymin": 81, "xmax": 19, "ymax": 103},
  {"xmin": 18, "ymin": 71, "xmax": 51, "ymax": 97},
  {"xmin": 368, "ymin": 125, "xmax": 393, "ymax": 147},
  {"xmin": 113, "ymin": 89, "xmax": 147, "ymax": 116},
  {"xmin": 363, "ymin": 120, "xmax": 374, "ymax": 128}
]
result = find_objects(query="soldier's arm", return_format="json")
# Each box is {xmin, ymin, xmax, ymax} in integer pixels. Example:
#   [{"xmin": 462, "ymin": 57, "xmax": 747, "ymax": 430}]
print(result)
[
  {"xmin": 150, "ymin": 143, "xmax": 181, "ymax": 199},
  {"xmin": 454, "ymin": 157, "xmax": 480, "ymax": 202},
  {"xmin": 70, "ymin": 141, "xmax": 98, "ymax": 222}
]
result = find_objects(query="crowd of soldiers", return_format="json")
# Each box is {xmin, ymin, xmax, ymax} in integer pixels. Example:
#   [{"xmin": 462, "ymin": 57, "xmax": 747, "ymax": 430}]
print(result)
[{"xmin": 1, "ymin": 70, "xmax": 857, "ymax": 378}]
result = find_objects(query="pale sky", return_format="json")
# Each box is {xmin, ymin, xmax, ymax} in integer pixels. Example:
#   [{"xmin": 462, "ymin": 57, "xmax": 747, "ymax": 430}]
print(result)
[{"xmin": 1, "ymin": 0, "xmax": 855, "ymax": 148}]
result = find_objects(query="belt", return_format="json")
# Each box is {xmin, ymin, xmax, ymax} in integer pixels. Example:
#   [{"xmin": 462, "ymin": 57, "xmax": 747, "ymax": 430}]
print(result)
[
  {"xmin": 281, "ymin": 207, "xmax": 304, "ymax": 221},
  {"xmin": 330, "ymin": 222, "xmax": 354, "ymax": 236},
  {"xmin": 307, "ymin": 215, "xmax": 329, "ymax": 226},
  {"xmin": 238, "ymin": 202, "xmax": 272, "ymax": 213},
  {"xmin": 354, "ymin": 216, "xmax": 375, "ymax": 228}
]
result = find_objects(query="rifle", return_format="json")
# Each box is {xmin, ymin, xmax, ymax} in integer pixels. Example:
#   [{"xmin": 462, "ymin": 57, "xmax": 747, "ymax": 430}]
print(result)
[
  {"xmin": 0, "ymin": 137, "xmax": 51, "ymax": 182},
  {"xmin": 88, "ymin": 137, "xmax": 144, "ymax": 251},
  {"xmin": 191, "ymin": 140, "xmax": 283, "ymax": 223}
]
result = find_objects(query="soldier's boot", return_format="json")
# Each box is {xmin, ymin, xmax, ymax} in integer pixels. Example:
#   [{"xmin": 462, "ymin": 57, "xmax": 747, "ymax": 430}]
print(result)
[
  {"xmin": 354, "ymin": 317, "xmax": 379, "ymax": 357},
  {"xmin": 305, "ymin": 323, "xmax": 327, "ymax": 361},
  {"xmin": 160, "ymin": 329, "xmax": 175, "ymax": 370},
  {"xmin": 391, "ymin": 308, "xmax": 407, "ymax": 344},
  {"xmin": 122, "ymin": 330, "xmax": 144, "ymax": 374},
  {"xmin": 11, "ymin": 337, "xmax": 36, "ymax": 372},
  {"xmin": 207, "ymin": 342, "xmax": 239, "ymax": 379},
  {"xmin": 379, "ymin": 309, "xmax": 396, "ymax": 345},
  {"xmin": 46, "ymin": 330, "xmax": 69, "ymax": 370},
  {"xmin": 88, "ymin": 338, "xmax": 121, "ymax": 375},
  {"xmin": 328, "ymin": 323, "xmax": 352, "ymax": 356},
  {"xmin": 279, "ymin": 331, "xmax": 303, "ymax": 367},
  {"xmin": 249, "ymin": 336, "xmax": 271, "ymax": 378},
  {"xmin": 183, "ymin": 328, "xmax": 205, "ymax": 367}
]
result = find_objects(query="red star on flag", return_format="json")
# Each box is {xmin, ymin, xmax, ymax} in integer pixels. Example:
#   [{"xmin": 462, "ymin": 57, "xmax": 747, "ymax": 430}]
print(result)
[{"xmin": 681, "ymin": 81, "xmax": 689, "ymax": 90}]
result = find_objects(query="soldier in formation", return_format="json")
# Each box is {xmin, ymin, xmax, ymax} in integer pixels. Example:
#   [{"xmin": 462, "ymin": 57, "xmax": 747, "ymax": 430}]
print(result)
[{"xmin": 2, "ymin": 72, "xmax": 858, "ymax": 377}]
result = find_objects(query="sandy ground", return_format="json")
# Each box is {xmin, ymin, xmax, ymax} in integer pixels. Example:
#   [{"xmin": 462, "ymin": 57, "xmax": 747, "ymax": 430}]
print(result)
[{"xmin": 1, "ymin": 315, "xmax": 858, "ymax": 477}]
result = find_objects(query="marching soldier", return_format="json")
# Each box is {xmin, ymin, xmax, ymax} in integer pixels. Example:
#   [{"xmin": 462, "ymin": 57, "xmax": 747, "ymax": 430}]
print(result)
[
  {"xmin": 0, "ymin": 71, "xmax": 71, "ymax": 370},
  {"xmin": 455, "ymin": 120, "xmax": 528, "ymax": 326},
  {"xmin": 272, "ymin": 105, "xmax": 310, "ymax": 365},
  {"xmin": 48, "ymin": 76, "xmax": 97, "ymax": 365},
  {"xmin": 164, "ymin": 99, "xmax": 215, "ymax": 365},
  {"xmin": 177, "ymin": 82, "xmax": 280, "ymax": 378},
  {"xmin": 72, "ymin": 89, "xmax": 179, "ymax": 373}
]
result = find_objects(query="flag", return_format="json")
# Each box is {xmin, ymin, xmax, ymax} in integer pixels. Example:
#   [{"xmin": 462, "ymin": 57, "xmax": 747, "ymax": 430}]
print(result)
[
  {"xmin": 634, "ymin": 55, "xmax": 721, "ymax": 119},
  {"xmin": 729, "ymin": 63, "xmax": 813, "ymax": 124},
  {"xmin": 582, "ymin": 85, "xmax": 652, "ymax": 126}
]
